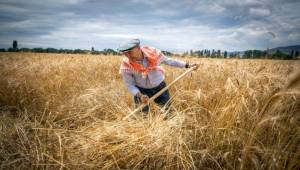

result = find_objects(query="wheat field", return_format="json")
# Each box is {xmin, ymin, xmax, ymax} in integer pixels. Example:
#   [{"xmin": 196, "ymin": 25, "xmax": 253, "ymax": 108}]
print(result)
[{"xmin": 0, "ymin": 52, "xmax": 299, "ymax": 169}]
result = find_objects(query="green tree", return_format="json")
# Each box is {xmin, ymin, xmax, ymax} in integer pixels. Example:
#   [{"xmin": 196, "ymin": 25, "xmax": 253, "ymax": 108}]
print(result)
[
  {"xmin": 162, "ymin": 50, "xmax": 173, "ymax": 56},
  {"xmin": 244, "ymin": 50, "xmax": 252, "ymax": 58},
  {"xmin": 207, "ymin": 50, "xmax": 211, "ymax": 57},
  {"xmin": 46, "ymin": 48, "xmax": 58, "ymax": 53},
  {"xmin": 20, "ymin": 48, "xmax": 31, "ymax": 52},
  {"xmin": 211, "ymin": 49, "xmax": 215, "ymax": 58},
  {"xmin": 295, "ymin": 51, "xmax": 299, "ymax": 58},
  {"xmin": 32, "ymin": 48, "xmax": 45, "ymax": 53},
  {"xmin": 13, "ymin": 40, "xmax": 18, "ymax": 49},
  {"xmin": 217, "ymin": 50, "xmax": 221, "ymax": 58},
  {"xmin": 190, "ymin": 49, "xmax": 193, "ymax": 56},
  {"xmin": 252, "ymin": 50, "xmax": 263, "ymax": 58},
  {"xmin": 224, "ymin": 51, "xmax": 228, "ymax": 58},
  {"xmin": 290, "ymin": 50, "xmax": 295, "ymax": 59},
  {"xmin": 74, "ymin": 49, "xmax": 85, "ymax": 54},
  {"xmin": 272, "ymin": 50, "xmax": 289, "ymax": 59},
  {"xmin": 103, "ymin": 48, "xmax": 119, "ymax": 55}
]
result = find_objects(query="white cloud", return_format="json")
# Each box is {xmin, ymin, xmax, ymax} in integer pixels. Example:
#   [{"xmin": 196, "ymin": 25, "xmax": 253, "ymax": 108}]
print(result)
[
  {"xmin": 249, "ymin": 8, "xmax": 271, "ymax": 17},
  {"xmin": 0, "ymin": 4, "xmax": 29, "ymax": 13},
  {"xmin": 288, "ymin": 32, "xmax": 300, "ymax": 41},
  {"xmin": 32, "ymin": 18, "xmax": 265, "ymax": 51},
  {"xmin": 0, "ymin": 0, "xmax": 299, "ymax": 51},
  {"xmin": 1, "ymin": 0, "xmax": 85, "ymax": 6}
]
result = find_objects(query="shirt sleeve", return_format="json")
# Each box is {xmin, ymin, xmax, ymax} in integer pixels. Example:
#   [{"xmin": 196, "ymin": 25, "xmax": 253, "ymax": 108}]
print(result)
[
  {"xmin": 155, "ymin": 48, "xmax": 186, "ymax": 68},
  {"xmin": 121, "ymin": 71, "xmax": 140, "ymax": 96},
  {"xmin": 161, "ymin": 56, "xmax": 186, "ymax": 68}
]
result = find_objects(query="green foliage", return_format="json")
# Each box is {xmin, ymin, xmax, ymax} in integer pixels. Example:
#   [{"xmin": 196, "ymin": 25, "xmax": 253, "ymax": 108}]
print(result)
[
  {"xmin": 73, "ymin": 49, "xmax": 85, "ymax": 54},
  {"xmin": 8, "ymin": 47, "xmax": 18, "ymax": 52},
  {"xmin": 211, "ymin": 49, "xmax": 216, "ymax": 58},
  {"xmin": 270, "ymin": 50, "xmax": 290, "ymax": 60},
  {"xmin": 295, "ymin": 51, "xmax": 299, "ymax": 57},
  {"xmin": 1, "ymin": 40, "xmax": 299, "ymax": 59},
  {"xmin": 103, "ymin": 48, "xmax": 119, "ymax": 55},
  {"xmin": 46, "ymin": 48, "xmax": 59, "ymax": 53},
  {"xmin": 162, "ymin": 50, "xmax": 172, "ymax": 56},
  {"xmin": 13, "ymin": 40, "xmax": 18, "ymax": 49},
  {"xmin": 20, "ymin": 48, "xmax": 31, "ymax": 52},
  {"xmin": 217, "ymin": 49, "xmax": 221, "ymax": 57}
]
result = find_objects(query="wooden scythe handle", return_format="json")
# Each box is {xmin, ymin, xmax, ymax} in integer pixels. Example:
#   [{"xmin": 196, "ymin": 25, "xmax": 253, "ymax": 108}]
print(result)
[{"xmin": 123, "ymin": 66, "xmax": 196, "ymax": 120}]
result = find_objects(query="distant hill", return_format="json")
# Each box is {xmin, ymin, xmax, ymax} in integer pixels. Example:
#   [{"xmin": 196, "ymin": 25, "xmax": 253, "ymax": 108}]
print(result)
[
  {"xmin": 269, "ymin": 45, "xmax": 300, "ymax": 53},
  {"xmin": 228, "ymin": 45, "xmax": 300, "ymax": 56}
]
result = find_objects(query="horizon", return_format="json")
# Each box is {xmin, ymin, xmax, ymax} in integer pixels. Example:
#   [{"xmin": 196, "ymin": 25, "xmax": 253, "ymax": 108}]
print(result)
[
  {"xmin": 0, "ymin": 0, "xmax": 300, "ymax": 52},
  {"xmin": 3, "ymin": 41, "xmax": 300, "ymax": 54}
]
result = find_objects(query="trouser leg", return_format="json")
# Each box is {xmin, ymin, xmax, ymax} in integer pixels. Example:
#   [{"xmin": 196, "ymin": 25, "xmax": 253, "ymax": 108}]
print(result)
[
  {"xmin": 154, "ymin": 90, "xmax": 171, "ymax": 110},
  {"xmin": 153, "ymin": 81, "xmax": 171, "ymax": 110},
  {"xmin": 134, "ymin": 81, "xmax": 172, "ymax": 114}
]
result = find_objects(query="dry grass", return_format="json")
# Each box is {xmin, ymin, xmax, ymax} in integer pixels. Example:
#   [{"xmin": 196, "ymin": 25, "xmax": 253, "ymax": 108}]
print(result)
[{"xmin": 0, "ymin": 52, "xmax": 299, "ymax": 169}]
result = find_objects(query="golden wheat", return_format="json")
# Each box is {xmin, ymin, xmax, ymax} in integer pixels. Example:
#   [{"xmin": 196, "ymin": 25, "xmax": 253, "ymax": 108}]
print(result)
[{"xmin": 0, "ymin": 52, "xmax": 299, "ymax": 169}]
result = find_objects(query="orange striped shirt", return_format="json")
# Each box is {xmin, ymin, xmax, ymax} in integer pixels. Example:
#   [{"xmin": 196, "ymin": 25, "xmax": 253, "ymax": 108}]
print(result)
[{"xmin": 119, "ymin": 46, "xmax": 165, "ymax": 77}]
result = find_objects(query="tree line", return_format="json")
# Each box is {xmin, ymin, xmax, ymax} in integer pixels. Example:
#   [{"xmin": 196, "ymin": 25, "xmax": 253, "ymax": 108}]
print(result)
[
  {"xmin": 179, "ymin": 49, "xmax": 299, "ymax": 60},
  {"xmin": 0, "ymin": 41, "xmax": 120, "ymax": 55},
  {"xmin": 0, "ymin": 40, "xmax": 299, "ymax": 60}
]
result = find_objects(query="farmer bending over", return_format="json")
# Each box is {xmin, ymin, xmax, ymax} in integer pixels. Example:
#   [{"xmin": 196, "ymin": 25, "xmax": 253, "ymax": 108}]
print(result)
[{"xmin": 119, "ymin": 39, "xmax": 198, "ymax": 114}]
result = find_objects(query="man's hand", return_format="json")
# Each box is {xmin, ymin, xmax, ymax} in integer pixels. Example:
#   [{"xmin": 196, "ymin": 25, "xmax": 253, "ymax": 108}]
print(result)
[
  {"xmin": 136, "ymin": 92, "xmax": 149, "ymax": 104},
  {"xmin": 186, "ymin": 62, "xmax": 200, "ymax": 70}
]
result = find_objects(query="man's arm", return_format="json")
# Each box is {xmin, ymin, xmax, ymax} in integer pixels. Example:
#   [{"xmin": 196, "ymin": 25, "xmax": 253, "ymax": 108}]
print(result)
[
  {"xmin": 154, "ymin": 49, "xmax": 186, "ymax": 68},
  {"xmin": 121, "ymin": 72, "xmax": 140, "ymax": 96},
  {"xmin": 121, "ymin": 72, "xmax": 150, "ymax": 103},
  {"xmin": 157, "ymin": 50, "xmax": 199, "ymax": 69},
  {"xmin": 161, "ymin": 56, "xmax": 187, "ymax": 68}
]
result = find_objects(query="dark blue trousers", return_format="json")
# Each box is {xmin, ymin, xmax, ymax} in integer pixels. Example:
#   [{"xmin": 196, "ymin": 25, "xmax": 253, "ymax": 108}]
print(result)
[{"xmin": 134, "ymin": 81, "xmax": 171, "ymax": 113}]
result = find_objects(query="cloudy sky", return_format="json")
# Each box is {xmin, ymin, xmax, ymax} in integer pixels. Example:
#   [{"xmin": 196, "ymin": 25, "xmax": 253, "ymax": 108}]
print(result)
[{"xmin": 0, "ymin": 0, "xmax": 299, "ymax": 52}]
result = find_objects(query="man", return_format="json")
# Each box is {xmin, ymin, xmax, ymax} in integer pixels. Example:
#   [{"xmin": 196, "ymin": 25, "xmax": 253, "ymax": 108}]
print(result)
[{"xmin": 119, "ymin": 39, "xmax": 198, "ymax": 114}]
